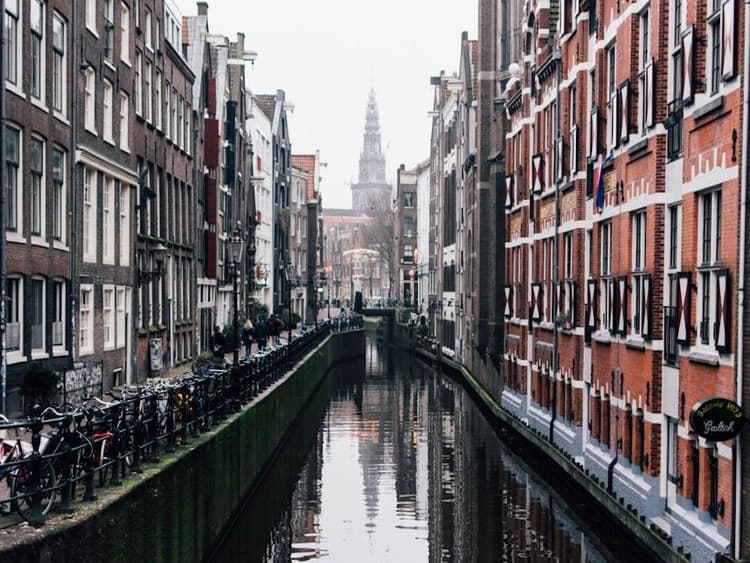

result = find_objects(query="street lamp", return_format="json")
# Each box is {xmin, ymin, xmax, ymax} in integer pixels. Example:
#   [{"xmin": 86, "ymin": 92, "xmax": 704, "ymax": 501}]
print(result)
[
  {"xmin": 137, "ymin": 242, "xmax": 168, "ymax": 286},
  {"xmin": 228, "ymin": 224, "xmax": 244, "ymax": 366}
]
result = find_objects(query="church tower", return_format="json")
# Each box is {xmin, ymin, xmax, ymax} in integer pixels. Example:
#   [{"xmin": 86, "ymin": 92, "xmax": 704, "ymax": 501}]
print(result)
[{"xmin": 352, "ymin": 89, "xmax": 391, "ymax": 212}]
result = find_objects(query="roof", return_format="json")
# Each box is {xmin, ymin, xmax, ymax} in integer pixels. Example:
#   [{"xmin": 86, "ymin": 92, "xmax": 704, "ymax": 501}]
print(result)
[
  {"xmin": 291, "ymin": 155, "xmax": 317, "ymax": 199},
  {"xmin": 255, "ymin": 95, "xmax": 276, "ymax": 121}
]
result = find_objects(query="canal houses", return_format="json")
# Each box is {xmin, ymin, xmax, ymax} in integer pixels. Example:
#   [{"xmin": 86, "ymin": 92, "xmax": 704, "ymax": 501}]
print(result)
[{"xmin": 491, "ymin": 0, "xmax": 745, "ymax": 558}]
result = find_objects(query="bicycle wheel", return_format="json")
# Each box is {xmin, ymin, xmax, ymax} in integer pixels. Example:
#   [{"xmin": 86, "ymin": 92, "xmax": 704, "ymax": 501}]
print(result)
[{"xmin": 11, "ymin": 460, "xmax": 56, "ymax": 521}]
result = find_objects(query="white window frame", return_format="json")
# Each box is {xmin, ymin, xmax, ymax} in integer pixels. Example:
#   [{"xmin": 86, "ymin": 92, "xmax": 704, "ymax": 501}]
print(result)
[
  {"xmin": 30, "ymin": 137, "xmax": 45, "ymax": 240},
  {"xmin": 30, "ymin": 276, "xmax": 45, "ymax": 357},
  {"xmin": 144, "ymin": 7, "xmax": 152, "ymax": 49},
  {"xmin": 120, "ymin": 2, "xmax": 130, "ymax": 64},
  {"xmin": 79, "ymin": 284, "xmax": 94, "ymax": 355},
  {"xmin": 164, "ymin": 80, "xmax": 170, "ymax": 137},
  {"xmin": 631, "ymin": 210, "xmax": 648, "ymax": 337},
  {"xmin": 145, "ymin": 60, "xmax": 152, "ymax": 122},
  {"xmin": 707, "ymin": 0, "xmax": 722, "ymax": 95},
  {"xmin": 52, "ymin": 13, "xmax": 66, "ymax": 116},
  {"xmin": 5, "ymin": 125, "xmax": 21, "ymax": 237},
  {"xmin": 83, "ymin": 167, "xmax": 97, "ymax": 262},
  {"xmin": 30, "ymin": 0, "xmax": 45, "ymax": 102},
  {"xmin": 103, "ymin": 285, "xmax": 115, "ymax": 350},
  {"xmin": 51, "ymin": 279, "xmax": 66, "ymax": 353},
  {"xmin": 85, "ymin": 67, "xmax": 97, "ymax": 133},
  {"xmin": 134, "ymin": 50, "xmax": 142, "ymax": 116},
  {"xmin": 696, "ymin": 189, "xmax": 723, "ymax": 349},
  {"xmin": 103, "ymin": 79, "xmax": 114, "ymax": 143},
  {"xmin": 6, "ymin": 276, "xmax": 23, "ymax": 362},
  {"xmin": 120, "ymin": 183, "xmax": 130, "ymax": 266},
  {"xmin": 103, "ymin": 175, "xmax": 115, "ymax": 263},
  {"xmin": 86, "ymin": 0, "xmax": 97, "ymax": 34},
  {"xmin": 599, "ymin": 221, "xmax": 612, "ymax": 332},
  {"xmin": 4, "ymin": 0, "xmax": 21, "ymax": 88},
  {"xmin": 52, "ymin": 148, "xmax": 65, "ymax": 245},
  {"xmin": 119, "ymin": 91, "xmax": 129, "ymax": 151},
  {"xmin": 638, "ymin": 6, "xmax": 651, "ymax": 134},
  {"xmin": 116, "ymin": 286, "xmax": 126, "ymax": 348},
  {"xmin": 155, "ymin": 70, "xmax": 162, "ymax": 129},
  {"xmin": 103, "ymin": 0, "xmax": 114, "ymax": 61}
]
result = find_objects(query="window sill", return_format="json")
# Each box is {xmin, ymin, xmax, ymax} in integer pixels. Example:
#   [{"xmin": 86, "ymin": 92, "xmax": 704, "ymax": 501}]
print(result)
[
  {"xmin": 103, "ymin": 137, "xmax": 116, "ymax": 147},
  {"xmin": 53, "ymin": 111, "xmax": 70, "ymax": 126},
  {"xmin": 687, "ymin": 348, "xmax": 720, "ymax": 366},
  {"xmin": 625, "ymin": 336, "xmax": 646, "ymax": 351},
  {"xmin": 120, "ymin": 145, "xmax": 131, "ymax": 154},
  {"xmin": 121, "ymin": 58, "xmax": 131, "ymax": 68},
  {"xmin": 692, "ymin": 95, "xmax": 724, "ymax": 121},
  {"xmin": 83, "ymin": 255, "xmax": 97, "ymax": 263},
  {"xmin": 30, "ymin": 236, "xmax": 48, "ymax": 248},
  {"xmin": 593, "ymin": 331, "xmax": 612, "ymax": 345},
  {"xmin": 52, "ymin": 241, "xmax": 69, "ymax": 252},
  {"xmin": 5, "ymin": 82, "xmax": 26, "ymax": 101},
  {"xmin": 52, "ymin": 348, "xmax": 68, "ymax": 358},
  {"xmin": 85, "ymin": 125, "xmax": 99, "ymax": 136},
  {"xmin": 30, "ymin": 351, "xmax": 49, "ymax": 361},
  {"xmin": 103, "ymin": 344, "xmax": 116, "ymax": 352},
  {"xmin": 103, "ymin": 60, "xmax": 117, "ymax": 73},
  {"xmin": 30, "ymin": 97, "xmax": 48, "ymax": 113},
  {"xmin": 6, "ymin": 232, "xmax": 25, "ymax": 245},
  {"xmin": 79, "ymin": 348, "xmax": 95, "ymax": 357},
  {"xmin": 6, "ymin": 353, "xmax": 25, "ymax": 365},
  {"xmin": 86, "ymin": 25, "xmax": 99, "ymax": 39}
]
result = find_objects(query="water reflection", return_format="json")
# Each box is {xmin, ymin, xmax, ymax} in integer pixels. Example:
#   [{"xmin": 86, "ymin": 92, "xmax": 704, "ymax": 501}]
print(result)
[{"xmin": 210, "ymin": 339, "xmax": 643, "ymax": 562}]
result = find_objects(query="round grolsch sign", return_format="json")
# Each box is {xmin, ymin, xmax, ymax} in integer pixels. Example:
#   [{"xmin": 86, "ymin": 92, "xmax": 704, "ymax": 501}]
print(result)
[{"xmin": 689, "ymin": 398, "xmax": 744, "ymax": 441}]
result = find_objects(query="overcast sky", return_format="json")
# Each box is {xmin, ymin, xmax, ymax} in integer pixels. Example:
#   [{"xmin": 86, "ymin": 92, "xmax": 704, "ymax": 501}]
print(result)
[{"xmin": 175, "ymin": 0, "xmax": 478, "ymax": 209}]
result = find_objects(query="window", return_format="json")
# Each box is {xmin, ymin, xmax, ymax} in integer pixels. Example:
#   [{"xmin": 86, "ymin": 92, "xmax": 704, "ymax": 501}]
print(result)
[
  {"xmin": 120, "ymin": 183, "xmax": 129, "ymax": 265},
  {"xmin": 145, "ymin": 61, "xmax": 152, "ymax": 122},
  {"xmin": 134, "ymin": 50, "xmax": 142, "ymax": 115},
  {"xmin": 564, "ymin": 232, "xmax": 573, "ymax": 279},
  {"xmin": 606, "ymin": 43, "xmax": 616, "ymax": 148},
  {"xmin": 30, "ymin": 138, "xmax": 44, "ymax": 237},
  {"xmin": 671, "ymin": 0, "xmax": 683, "ymax": 102},
  {"xmin": 698, "ymin": 189, "xmax": 724, "ymax": 348},
  {"xmin": 103, "ymin": 286, "xmax": 114, "ymax": 348},
  {"xmin": 85, "ymin": 67, "xmax": 96, "ymax": 132},
  {"xmin": 103, "ymin": 0, "xmax": 114, "ymax": 60},
  {"xmin": 668, "ymin": 205, "xmax": 681, "ymax": 270},
  {"xmin": 631, "ymin": 211, "xmax": 648, "ymax": 336},
  {"xmin": 103, "ymin": 80, "xmax": 114, "ymax": 142},
  {"xmin": 171, "ymin": 88, "xmax": 177, "ymax": 139},
  {"xmin": 708, "ymin": 0, "xmax": 721, "ymax": 94},
  {"xmin": 639, "ymin": 7, "xmax": 651, "ymax": 134},
  {"xmin": 83, "ymin": 168, "xmax": 97, "ymax": 262},
  {"xmin": 185, "ymin": 104, "xmax": 191, "ymax": 155},
  {"xmin": 144, "ymin": 7, "xmax": 152, "ymax": 49},
  {"xmin": 52, "ymin": 280, "xmax": 65, "ymax": 348},
  {"xmin": 120, "ymin": 2, "xmax": 129, "ymax": 63},
  {"xmin": 600, "ymin": 221, "xmax": 612, "ymax": 330},
  {"xmin": 79, "ymin": 285, "xmax": 94, "ymax": 354},
  {"xmin": 6, "ymin": 277, "xmax": 21, "ymax": 353},
  {"xmin": 5, "ymin": 126, "xmax": 20, "ymax": 232},
  {"xmin": 403, "ymin": 216, "xmax": 415, "ymax": 238},
  {"xmin": 404, "ymin": 192, "xmax": 414, "ymax": 207},
  {"xmin": 607, "ymin": 43, "xmax": 616, "ymax": 96},
  {"xmin": 30, "ymin": 278, "xmax": 44, "ymax": 352},
  {"xmin": 52, "ymin": 14, "xmax": 66, "ymax": 113},
  {"xmin": 30, "ymin": 0, "xmax": 44, "ymax": 100},
  {"xmin": 164, "ymin": 80, "xmax": 171, "ymax": 137},
  {"xmin": 155, "ymin": 71, "xmax": 162, "ymax": 128},
  {"xmin": 52, "ymin": 149, "xmax": 64, "ymax": 242},
  {"xmin": 119, "ymin": 91, "xmax": 129, "ymax": 150},
  {"xmin": 177, "ymin": 96, "xmax": 183, "ymax": 148},
  {"xmin": 116, "ymin": 287, "xmax": 126, "ymax": 348},
  {"xmin": 103, "ymin": 176, "xmax": 115, "ymax": 262},
  {"xmin": 403, "ymin": 244, "xmax": 414, "ymax": 263},
  {"xmin": 86, "ymin": 0, "xmax": 97, "ymax": 32},
  {"xmin": 4, "ymin": 0, "xmax": 19, "ymax": 85}
]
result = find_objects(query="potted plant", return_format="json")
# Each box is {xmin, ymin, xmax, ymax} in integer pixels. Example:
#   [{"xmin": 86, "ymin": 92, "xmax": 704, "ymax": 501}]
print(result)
[
  {"xmin": 21, "ymin": 361, "xmax": 60, "ymax": 411},
  {"xmin": 557, "ymin": 313, "xmax": 573, "ymax": 331}
]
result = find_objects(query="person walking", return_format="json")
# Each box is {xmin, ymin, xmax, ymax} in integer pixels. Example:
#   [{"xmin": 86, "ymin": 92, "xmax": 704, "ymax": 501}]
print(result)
[
  {"xmin": 210, "ymin": 325, "xmax": 226, "ymax": 361},
  {"xmin": 255, "ymin": 317, "xmax": 268, "ymax": 350},
  {"xmin": 242, "ymin": 319, "xmax": 254, "ymax": 356}
]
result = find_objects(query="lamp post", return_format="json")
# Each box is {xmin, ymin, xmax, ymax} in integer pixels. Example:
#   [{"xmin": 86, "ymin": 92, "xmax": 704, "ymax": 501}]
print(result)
[{"xmin": 228, "ymin": 224, "xmax": 244, "ymax": 367}]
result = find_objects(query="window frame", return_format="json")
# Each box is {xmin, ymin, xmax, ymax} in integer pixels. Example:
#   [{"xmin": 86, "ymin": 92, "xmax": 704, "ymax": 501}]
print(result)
[
  {"xmin": 52, "ymin": 148, "xmax": 65, "ymax": 243},
  {"xmin": 29, "ymin": 276, "xmax": 45, "ymax": 355},
  {"xmin": 52, "ymin": 13, "xmax": 66, "ymax": 115},
  {"xmin": 83, "ymin": 167, "xmax": 97, "ymax": 262},
  {"xmin": 30, "ymin": 137, "xmax": 45, "ymax": 239},
  {"xmin": 5, "ymin": 125, "xmax": 21, "ymax": 235},
  {"xmin": 30, "ymin": 0, "xmax": 45, "ymax": 101},
  {"xmin": 103, "ymin": 285, "xmax": 115, "ymax": 350},
  {"xmin": 4, "ymin": 0, "xmax": 21, "ymax": 87},
  {"xmin": 84, "ymin": 67, "xmax": 97, "ymax": 133},
  {"xmin": 103, "ymin": 79, "xmax": 114, "ymax": 143},
  {"xmin": 79, "ymin": 284, "xmax": 94, "ymax": 355},
  {"xmin": 6, "ymin": 276, "xmax": 22, "ymax": 361},
  {"xmin": 120, "ymin": 2, "xmax": 130, "ymax": 64}
]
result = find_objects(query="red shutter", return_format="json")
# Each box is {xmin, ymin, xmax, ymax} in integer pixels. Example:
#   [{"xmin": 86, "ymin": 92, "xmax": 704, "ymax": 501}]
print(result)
[
  {"xmin": 205, "ymin": 231, "xmax": 217, "ymax": 279},
  {"xmin": 204, "ymin": 118, "xmax": 219, "ymax": 168}
]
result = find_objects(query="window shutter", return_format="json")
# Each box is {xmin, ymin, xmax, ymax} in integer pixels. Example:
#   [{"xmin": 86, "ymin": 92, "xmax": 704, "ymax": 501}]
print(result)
[
  {"xmin": 587, "ymin": 279, "xmax": 597, "ymax": 329},
  {"xmin": 566, "ymin": 279, "xmax": 576, "ymax": 324},
  {"xmin": 715, "ymin": 269, "xmax": 730, "ymax": 352},
  {"xmin": 505, "ymin": 174, "xmax": 513, "ymax": 209},
  {"xmin": 504, "ymin": 285, "xmax": 513, "ymax": 318},
  {"xmin": 676, "ymin": 271, "xmax": 691, "ymax": 345},
  {"xmin": 556, "ymin": 281, "xmax": 563, "ymax": 319},
  {"xmin": 531, "ymin": 283, "xmax": 543, "ymax": 322},
  {"xmin": 570, "ymin": 125, "xmax": 578, "ymax": 174},
  {"xmin": 609, "ymin": 278, "xmax": 617, "ymax": 332},
  {"xmin": 681, "ymin": 27, "xmax": 695, "ymax": 104},
  {"xmin": 589, "ymin": 107, "xmax": 599, "ymax": 158},
  {"xmin": 619, "ymin": 80, "xmax": 630, "ymax": 144},
  {"xmin": 642, "ymin": 274, "xmax": 651, "ymax": 339},
  {"xmin": 645, "ymin": 59, "xmax": 655, "ymax": 127},
  {"xmin": 617, "ymin": 276, "xmax": 628, "ymax": 336},
  {"xmin": 532, "ymin": 153, "xmax": 544, "ymax": 194},
  {"xmin": 721, "ymin": 0, "xmax": 736, "ymax": 80},
  {"xmin": 556, "ymin": 137, "xmax": 565, "ymax": 182}
]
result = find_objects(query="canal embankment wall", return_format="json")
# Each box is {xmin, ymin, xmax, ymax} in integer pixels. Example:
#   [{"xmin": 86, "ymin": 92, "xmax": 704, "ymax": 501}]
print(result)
[
  {"xmin": 393, "ymin": 323, "xmax": 688, "ymax": 563},
  {"xmin": 2, "ymin": 329, "xmax": 365, "ymax": 563}
]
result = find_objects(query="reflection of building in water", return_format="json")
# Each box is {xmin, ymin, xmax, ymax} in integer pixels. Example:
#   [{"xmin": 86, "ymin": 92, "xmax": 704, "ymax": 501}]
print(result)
[{"xmin": 290, "ymin": 426, "xmax": 324, "ymax": 554}]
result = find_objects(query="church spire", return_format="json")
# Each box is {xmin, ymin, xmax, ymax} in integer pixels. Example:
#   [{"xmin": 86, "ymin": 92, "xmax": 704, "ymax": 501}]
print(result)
[{"xmin": 359, "ymin": 89, "xmax": 386, "ymax": 185}]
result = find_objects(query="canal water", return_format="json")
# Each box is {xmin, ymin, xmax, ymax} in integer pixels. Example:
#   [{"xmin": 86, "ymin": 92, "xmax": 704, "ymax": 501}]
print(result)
[{"xmin": 209, "ymin": 338, "xmax": 653, "ymax": 562}]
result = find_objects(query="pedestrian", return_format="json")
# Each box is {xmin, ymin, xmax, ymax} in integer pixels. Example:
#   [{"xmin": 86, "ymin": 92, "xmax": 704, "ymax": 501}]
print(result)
[
  {"xmin": 269, "ymin": 314, "xmax": 281, "ymax": 344},
  {"xmin": 242, "ymin": 319, "xmax": 254, "ymax": 356},
  {"xmin": 210, "ymin": 325, "xmax": 226, "ymax": 361},
  {"xmin": 255, "ymin": 317, "xmax": 268, "ymax": 350}
]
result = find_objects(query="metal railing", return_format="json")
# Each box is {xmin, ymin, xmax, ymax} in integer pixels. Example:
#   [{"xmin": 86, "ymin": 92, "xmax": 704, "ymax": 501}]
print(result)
[{"xmin": 0, "ymin": 318, "xmax": 361, "ymax": 528}]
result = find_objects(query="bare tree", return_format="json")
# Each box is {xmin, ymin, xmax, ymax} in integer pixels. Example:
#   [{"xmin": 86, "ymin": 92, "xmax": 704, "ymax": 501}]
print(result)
[{"xmin": 361, "ymin": 189, "xmax": 396, "ymax": 298}]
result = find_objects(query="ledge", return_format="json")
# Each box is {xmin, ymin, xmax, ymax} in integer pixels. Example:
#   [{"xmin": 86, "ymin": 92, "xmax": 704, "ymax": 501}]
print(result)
[
  {"xmin": 593, "ymin": 332, "xmax": 612, "ymax": 345},
  {"xmin": 625, "ymin": 338, "xmax": 646, "ymax": 351},
  {"xmin": 692, "ymin": 95, "xmax": 724, "ymax": 121},
  {"xmin": 687, "ymin": 349, "xmax": 720, "ymax": 367}
]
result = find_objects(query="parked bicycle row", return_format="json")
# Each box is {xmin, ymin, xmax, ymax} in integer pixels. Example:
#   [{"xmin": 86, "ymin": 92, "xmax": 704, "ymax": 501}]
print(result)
[{"xmin": 0, "ymin": 319, "xmax": 359, "ymax": 528}]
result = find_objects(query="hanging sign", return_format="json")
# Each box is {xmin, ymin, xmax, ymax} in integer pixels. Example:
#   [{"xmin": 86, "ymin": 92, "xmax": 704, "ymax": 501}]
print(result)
[{"xmin": 689, "ymin": 397, "xmax": 744, "ymax": 441}]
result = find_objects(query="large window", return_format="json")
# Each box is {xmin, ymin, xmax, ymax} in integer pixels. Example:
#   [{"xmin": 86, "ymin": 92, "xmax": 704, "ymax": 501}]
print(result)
[
  {"xmin": 79, "ymin": 285, "xmax": 94, "ymax": 354},
  {"xmin": 164, "ymin": 80, "xmax": 171, "ymax": 137},
  {"xmin": 103, "ymin": 176, "xmax": 115, "ymax": 263},
  {"xmin": 83, "ymin": 168, "xmax": 97, "ymax": 262},
  {"xmin": 4, "ymin": 0, "xmax": 19, "ymax": 85},
  {"xmin": 120, "ymin": 2, "xmax": 129, "ymax": 63},
  {"xmin": 103, "ymin": 0, "xmax": 114, "ymax": 60},
  {"xmin": 144, "ymin": 7, "xmax": 152, "ymax": 48},
  {"xmin": 403, "ymin": 216, "xmax": 415, "ymax": 238},
  {"xmin": 668, "ymin": 205, "xmax": 681, "ymax": 270},
  {"xmin": 698, "ymin": 190, "xmax": 724, "ymax": 347},
  {"xmin": 116, "ymin": 287, "xmax": 126, "ymax": 348},
  {"xmin": 52, "ymin": 14, "xmax": 66, "ymax": 113},
  {"xmin": 708, "ymin": 0, "xmax": 721, "ymax": 94},
  {"xmin": 6, "ymin": 277, "xmax": 21, "ymax": 353},
  {"xmin": 134, "ymin": 50, "xmax": 142, "ymax": 115},
  {"xmin": 52, "ymin": 149, "xmax": 65, "ymax": 242},
  {"xmin": 120, "ymin": 183, "xmax": 129, "ymax": 265},
  {"xmin": 145, "ymin": 61, "xmax": 152, "ymax": 122},
  {"xmin": 632, "ymin": 211, "xmax": 648, "ymax": 336},
  {"xmin": 52, "ymin": 280, "xmax": 65, "ymax": 348},
  {"xmin": 85, "ymin": 0, "xmax": 96, "ymax": 32},
  {"xmin": 30, "ymin": 278, "xmax": 44, "ymax": 352},
  {"xmin": 599, "ymin": 221, "xmax": 612, "ymax": 330},
  {"xmin": 119, "ymin": 91, "xmax": 129, "ymax": 150},
  {"xmin": 155, "ymin": 71, "xmax": 162, "ymax": 128},
  {"xmin": 639, "ymin": 7, "xmax": 651, "ymax": 134},
  {"xmin": 103, "ymin": 79, "xmax": 114, "ymax": 142},
  {"xmin": 85, "ymin": 67, "xmax": 96, "ymax": 132},
  {"xmin": 103, "ymin": 286, "xmax": 114, "ymax": 349},
  {"xmin": 6, "ymin": 126, "xmax": 20, "ymax": 233},
  {"xmin": 30, "ymin": 138, "xmax": 44, "ymax": 237},
  {"xmin": 30, "ymin": 0, "xmax": 44, "ymax": 100}
]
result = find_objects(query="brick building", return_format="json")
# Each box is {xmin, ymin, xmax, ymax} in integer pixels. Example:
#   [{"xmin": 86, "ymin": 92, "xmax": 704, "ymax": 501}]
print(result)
[
  {"xmin": 394, "ymin": 164, "xmax": 418, "ymax": 308},
  {"xmin": 497, "ymin": 0, "xmax": 744, "ymax": 559}
]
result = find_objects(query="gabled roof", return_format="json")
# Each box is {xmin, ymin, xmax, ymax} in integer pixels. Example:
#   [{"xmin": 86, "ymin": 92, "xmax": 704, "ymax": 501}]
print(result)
[
  {"xmin": 291, "ymin": 155, "xmax": 317, "ymax": 199},
  {"xmin": 255, "ymin": 95, "xmax": 276, "ymax": 121}
]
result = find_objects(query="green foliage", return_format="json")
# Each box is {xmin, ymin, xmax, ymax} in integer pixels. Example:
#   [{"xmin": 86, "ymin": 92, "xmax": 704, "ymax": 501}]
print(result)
[
  {"xmin": 192, "ymin": 351, "xmax": 226, "ymax": 371},
  {"xmin": 21, "ymin": 361, "xmax": 60, "ymax": 405},
  {"xmin": 250, "ymin": 301, "xmax": 269, "ymax": 321}
]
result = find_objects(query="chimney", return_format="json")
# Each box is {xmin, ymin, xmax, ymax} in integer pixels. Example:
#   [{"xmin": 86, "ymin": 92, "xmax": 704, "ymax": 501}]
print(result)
[
  {"xmin": 236, "ymin": 32, "xmax": 245, "ymax": 53},
  {"xmin": 197, "ymin": 2, "xmax": 208, "ymax": 16}
]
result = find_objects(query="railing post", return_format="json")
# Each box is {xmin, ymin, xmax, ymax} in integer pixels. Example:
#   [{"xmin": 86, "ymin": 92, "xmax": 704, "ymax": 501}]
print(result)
[
  {"xmin": 26, "ymin": 404, "xmax": 45, "ymax": 527},
  {"xmin": 131, "ymin": 397, "xmax": 143, "ymax": 474}
]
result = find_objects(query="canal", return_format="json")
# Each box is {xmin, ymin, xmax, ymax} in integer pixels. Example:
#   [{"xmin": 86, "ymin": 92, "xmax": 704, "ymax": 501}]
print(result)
[{"xmin": 209, "ymin": 337, "xmax": 656, "ymax": 562}]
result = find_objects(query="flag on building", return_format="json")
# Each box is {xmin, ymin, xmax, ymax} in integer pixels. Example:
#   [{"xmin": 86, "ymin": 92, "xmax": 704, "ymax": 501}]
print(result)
[{"xmin": 595, "ymin": 153, "xmax": 614, "ymax": 213}]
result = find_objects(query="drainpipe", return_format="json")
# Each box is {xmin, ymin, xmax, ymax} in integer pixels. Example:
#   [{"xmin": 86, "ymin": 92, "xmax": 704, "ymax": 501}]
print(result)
[
  {"xmin": 69, "ymin": 0, "xmax": 79, "ymax": 373},
  {"xmin": 0, "ymin": 0, "xmax": 6, "ymax": 413},
  {"xmin": 549, "ymin": 47, "xmax": 562, "ymax": 443},
  {"xmin": 733, "ymin": 0, "xmax": 750, "ymax": 556}
]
